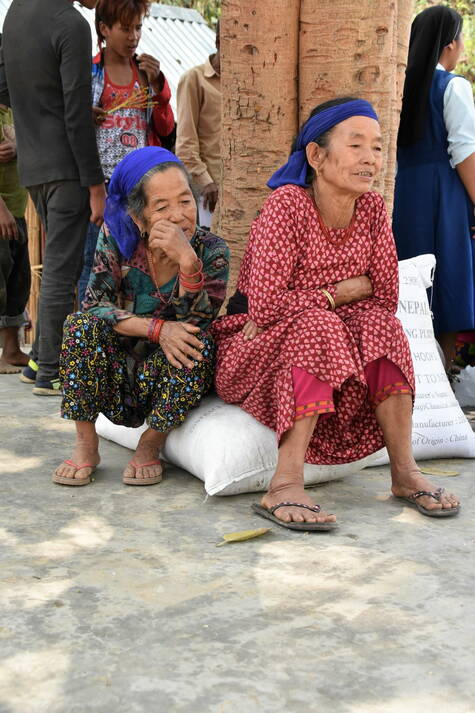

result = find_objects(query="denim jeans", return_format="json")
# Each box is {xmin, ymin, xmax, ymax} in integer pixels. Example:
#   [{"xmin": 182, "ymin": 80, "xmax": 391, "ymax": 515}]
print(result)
[
  {"xmin": 28, "ymin": 180, "xmax": 90, "ymax": 382},
  {"xmin": 77, "ymin": 221, "xmax": 100, "ymax": 308}
]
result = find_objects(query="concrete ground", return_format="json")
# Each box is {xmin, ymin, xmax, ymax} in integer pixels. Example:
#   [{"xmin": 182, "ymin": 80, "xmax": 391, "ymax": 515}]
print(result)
[{"xmin": 1, "ymin": 371, "xmax": 474, "ymax": 713}]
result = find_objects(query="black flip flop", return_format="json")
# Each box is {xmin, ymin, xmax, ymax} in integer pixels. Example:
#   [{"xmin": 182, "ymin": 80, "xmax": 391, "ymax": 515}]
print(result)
[
  {"xmin": 252, "ymin": 501, "xmax": 338, "ymax": 531},
  {"xmin": 395, "ymin": 487, "xmax": 460, "ymax": 518}
]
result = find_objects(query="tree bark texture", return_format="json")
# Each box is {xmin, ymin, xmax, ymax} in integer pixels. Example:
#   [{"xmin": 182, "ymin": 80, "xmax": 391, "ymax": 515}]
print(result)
[
  {"xmin": 219, "ymin": 0, "xmax": 413, "ymax": 289},
  {"xmin": 220, "ymin": 0, "xmax": 300, "ymax": 287},
  {"xmin": 299, "ymin": 0, "xmax": 414, "ymax": 207}
]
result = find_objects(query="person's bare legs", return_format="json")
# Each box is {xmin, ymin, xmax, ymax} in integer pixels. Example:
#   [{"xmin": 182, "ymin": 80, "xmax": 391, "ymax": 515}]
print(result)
[
  {"xmin": 0, "ymin": 326, "xmax": 29, "ymax": 373},
  {"xmin": 54, "ymin": 421, "xmax": 100, "ymax": 482},
  {"xmin": 122, "ymin": 427, "xmax": 166, "ymax": 481},
  {"xmin": 261, "ymin": 414, "xmax": 337, "ymax": 524},
  {"xmin": 437, "ymin": 331, "xmax": 457, "ymax": 371},
  {"xmin": 375, "ymin": 393, "xmax": 459, "ymax": 512}
]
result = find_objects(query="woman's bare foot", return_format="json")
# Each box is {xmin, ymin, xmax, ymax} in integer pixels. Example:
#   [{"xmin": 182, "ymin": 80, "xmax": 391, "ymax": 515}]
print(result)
[
  {"xmin": 54, "ymin": 423, "xmax": 100, "ymax": 483},
  {"xmin": 122, "ymin": 428, "xmax": 165, "ymax": 483},
  {"xmin": 0, "ymin": 327, "xmax": 29, "ymax": 373},
  {"xmin": 261, "ymin": 474, "xmax": 337, "ymax": 525},
  {"xmin": 0, "ymin": 350, "xmax": 29, "ymax": 374},
  {"xmin": 391, "ymin": 468, "xmax": 460, "ymax": 512}
]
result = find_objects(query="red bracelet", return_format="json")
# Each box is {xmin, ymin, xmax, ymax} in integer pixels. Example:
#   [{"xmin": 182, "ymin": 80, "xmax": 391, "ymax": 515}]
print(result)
[
  {"xmin": 179, "ymin": 276, "xmax": 204, "ymax": 292},
  {"xmin": 148, "ymin": 318, "xmax": 164, "ymax": 344},
  {"xmin": 147, "ymin": 317, "xmax": 161, "ymax": 341},
  {"xmin": 179, "ymin": 259, "xmax": 203, "ymax": 279}
]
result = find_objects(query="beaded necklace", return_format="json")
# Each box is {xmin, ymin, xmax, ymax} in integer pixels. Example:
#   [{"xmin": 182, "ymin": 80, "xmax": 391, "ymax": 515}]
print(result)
[
  {"xmin": 315, "ymin": 204, "xmax": 357, "ymax": 246},
  {"xmin": 145, "ymin": 248, "xmax": 178, "ymax": 305}
]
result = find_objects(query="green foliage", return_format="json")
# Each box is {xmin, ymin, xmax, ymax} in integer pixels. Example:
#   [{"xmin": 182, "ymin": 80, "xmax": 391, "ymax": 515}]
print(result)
[
  {"xmin": 163, "ymin": 0, "xmax": 221, "ymax": 28},
  {"xmin": 414, "ymin": 1, "xmax": 475, "ymax": 88}
]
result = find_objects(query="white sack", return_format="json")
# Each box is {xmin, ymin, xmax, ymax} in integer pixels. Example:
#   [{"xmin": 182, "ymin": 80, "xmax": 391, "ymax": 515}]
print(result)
[
  {"xmin": 96, "ymin": 253, "xmax": 475, "ymax": 494},
  {"xmin": 96, "ymin": 400, "xmax": 377, "ymax": 496},
  {"xmin": 371, "ymin": 254, "xmax": 475, "ymax": 464}
]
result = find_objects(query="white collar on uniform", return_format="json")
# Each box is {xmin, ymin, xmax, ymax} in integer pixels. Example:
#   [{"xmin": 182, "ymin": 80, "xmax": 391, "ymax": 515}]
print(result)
[{"xmin": 204, "ymin": 56, "xmax": 219, "ymax": 78}]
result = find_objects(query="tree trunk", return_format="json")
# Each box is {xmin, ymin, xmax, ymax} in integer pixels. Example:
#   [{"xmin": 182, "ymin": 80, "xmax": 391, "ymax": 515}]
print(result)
[
  {"xmin": 219, "ymin": 0, "xmax": 413, "ymax": 290},
  {"xmin": 298, "ymin": 0, "xmax": 413, "ymax": 209},
  {"xmin": 219, "ymin": 0, "xmax": 300, "ymax": 288}
]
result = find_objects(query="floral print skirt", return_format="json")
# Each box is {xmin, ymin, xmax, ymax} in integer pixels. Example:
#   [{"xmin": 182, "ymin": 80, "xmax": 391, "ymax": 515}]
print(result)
[{"xmin": 60, "ymin": 313, "xmax": 215, "ymax": 431}]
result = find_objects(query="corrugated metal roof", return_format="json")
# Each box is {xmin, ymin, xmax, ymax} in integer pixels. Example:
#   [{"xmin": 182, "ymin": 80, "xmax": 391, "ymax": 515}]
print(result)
[{"xmin": 0, "ymin": 1, "xmax": 216, "ymax": 113}]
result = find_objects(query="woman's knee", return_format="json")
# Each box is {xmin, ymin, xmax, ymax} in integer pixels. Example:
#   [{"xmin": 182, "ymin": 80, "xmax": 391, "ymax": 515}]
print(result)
[
  {"xmin": 64, "ymin": 311, "xmax": 99, "ymax": 330},
  {"xmin": 61, "ymin": 313, "xmax": 114, "ymax": 356},
  {"xmin": 63, "ymin": 312, "xmax": 115, "ymax": 337}
]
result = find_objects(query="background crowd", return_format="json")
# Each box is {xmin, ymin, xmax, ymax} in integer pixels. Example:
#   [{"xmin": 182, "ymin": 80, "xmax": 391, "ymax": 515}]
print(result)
[
  {"xmin": 0, "ymin": 0, "xmax": 222, "ymax": 389},
  {"xmin": 0, "ymin": 2, "xmax": 473, "ymax": 506}
]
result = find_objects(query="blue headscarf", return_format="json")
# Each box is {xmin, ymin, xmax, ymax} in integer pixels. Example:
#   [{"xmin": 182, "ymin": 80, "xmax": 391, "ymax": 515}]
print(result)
[
  {"xmin": 104, "ymin": 146, "xmax": 184, "ymax": 259},
  {"xmin": 267, "ymin": 99, "xmax": 379, "ymax": 190}
]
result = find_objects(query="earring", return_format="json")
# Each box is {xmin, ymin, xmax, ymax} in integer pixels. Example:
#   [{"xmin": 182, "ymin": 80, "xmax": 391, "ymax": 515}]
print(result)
[{"xmin": 140, "ymin": 230, "xmax": 148, "ymax": 241}]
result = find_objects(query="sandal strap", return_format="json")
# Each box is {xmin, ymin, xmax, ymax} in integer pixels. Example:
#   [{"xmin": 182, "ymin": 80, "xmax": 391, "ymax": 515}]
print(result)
[
  {"xmin": 270, "ymin": 501, "xmax": 321, "ymax": 515},
  {"xmin": 129, "ymin": 459, "xmax": 162, "ymax": 468},
  {"xmin": 409, "ymin": 487, "xmax": 444, "ymax": 502},
  {"xmin": 64, "ymin": 459, "xmax": 94, "ymax": 469}
]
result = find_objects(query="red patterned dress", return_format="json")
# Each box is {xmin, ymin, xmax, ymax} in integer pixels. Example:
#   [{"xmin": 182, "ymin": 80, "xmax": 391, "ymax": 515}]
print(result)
[{"xmin": 211, "ymin": 185, "xmax": 415, "ymax": 464}]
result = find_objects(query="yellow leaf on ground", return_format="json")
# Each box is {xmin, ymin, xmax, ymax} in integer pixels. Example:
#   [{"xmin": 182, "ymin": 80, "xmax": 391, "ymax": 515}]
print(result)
[
  {"xmin": 216, "ymin": 528, "xmax": 270, "ymax": 547},
  {"xmin": 419, "ymin": 467, "xmax": 459, "ymax": 477}
]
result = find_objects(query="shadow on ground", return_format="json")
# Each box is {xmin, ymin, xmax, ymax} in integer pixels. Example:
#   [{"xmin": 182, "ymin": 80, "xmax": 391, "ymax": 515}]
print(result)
[{"xmin": 0, "ymin": 374, "xmax": 474, "ymax": 713}]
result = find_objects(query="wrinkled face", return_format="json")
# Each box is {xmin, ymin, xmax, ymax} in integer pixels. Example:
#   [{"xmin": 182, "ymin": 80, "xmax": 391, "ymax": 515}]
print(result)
[
  {"xmin": 100, "ymin": 15, "xmax": 143, "ymax": 57},
  {"xmin": 137, "ymin": 166, "xmax": 197, "ymax": 239},
  {"xmin": 309, "ymin": 116, "xmax": 383, "ymax": 198}
]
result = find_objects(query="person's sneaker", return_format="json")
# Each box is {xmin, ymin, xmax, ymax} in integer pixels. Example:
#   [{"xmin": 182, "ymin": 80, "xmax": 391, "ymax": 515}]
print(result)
[
  {"xmin": 32, "ymin": 378, "xmax": 62, "ymax": 396},
  {"xmin": 20, "ymin": 359, "xmax": 38, "ymax": 383}
]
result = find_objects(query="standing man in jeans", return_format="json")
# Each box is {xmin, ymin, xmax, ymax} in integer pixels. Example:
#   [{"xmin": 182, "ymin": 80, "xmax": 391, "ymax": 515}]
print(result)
[{"xmin": 0, "ymin": 0, "xmax": 105, "ymax": 395}]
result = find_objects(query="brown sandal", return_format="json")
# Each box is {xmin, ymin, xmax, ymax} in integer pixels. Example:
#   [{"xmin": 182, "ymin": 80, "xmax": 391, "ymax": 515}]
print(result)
[
  {"xmin": 252, "ymin": 502, "xmax": 338, "ymax": 531},
  {"xmin": 395, "ymin": 487, "xmax": 460, "ymax": 517},
  {"xmin": 52, "ymin": 459, "xmax": 96, "ymax": 486},
  {"xmin": 123, "ymin": 459, "xmax": 163, "ymax": 486}
]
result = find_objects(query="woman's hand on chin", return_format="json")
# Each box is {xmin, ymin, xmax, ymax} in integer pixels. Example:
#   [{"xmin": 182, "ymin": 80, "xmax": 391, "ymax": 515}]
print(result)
[
  {"xmin": 148, "ymin": 219, "xmax": 197, "ymax": 268},
  {"xmin": 334, "ymin": 275, "xmax": 373, "ymax": 307}
]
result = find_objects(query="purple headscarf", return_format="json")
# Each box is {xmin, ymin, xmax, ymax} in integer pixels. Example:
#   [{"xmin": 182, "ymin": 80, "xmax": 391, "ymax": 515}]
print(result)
[
  {"xmin": 267, "ymin": 99, "xmax": 379, "ymax": 190},
  {"xmin": 104, "ymin": 146, "xmax": 184, "ymax": 259}
]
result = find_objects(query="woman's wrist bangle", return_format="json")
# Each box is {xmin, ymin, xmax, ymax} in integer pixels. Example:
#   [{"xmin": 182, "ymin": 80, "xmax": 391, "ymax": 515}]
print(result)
[
  {"xmin": 179, "ymin": 258, "xmax": 203, "ymax": 279},
  {"xmin": 320, "ymin": 288, "xmax": 336, "ymax": 311},
  {"xmin": 148, "ymin": 318, "xmax": 165, "ymax": 343},
  {"xmin": 180, "ymin": 277, "xmax": 204, "ymax": 292}
]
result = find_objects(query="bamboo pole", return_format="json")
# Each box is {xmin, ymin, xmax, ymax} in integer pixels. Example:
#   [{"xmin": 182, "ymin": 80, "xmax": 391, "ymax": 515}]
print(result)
[{"xmin": 24, "ymin": 197, "xmax": 43, "ymax": 345}]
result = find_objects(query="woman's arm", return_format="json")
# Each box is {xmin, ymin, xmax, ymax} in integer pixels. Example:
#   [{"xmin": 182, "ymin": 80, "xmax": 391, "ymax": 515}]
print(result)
[
  {"xmin": 83, "ymin": 229, "xmax": 137, "ymax": 324},
  {"xmin": 366, "ymin": 194, "xmax": 399, "ymax": 314},
  {"xmin": 136, "ymin": 53, "xmax": 175, "ymax": 141},
  {"xmin": 443, "ymin": 76, "xmax": 475, "ymax": 205},
  {"xmin": 149, "ymin": 76, "xmax": 175, "ymax": 140},
  {"xmin": 247, "ymin": 190, "xmax": 344, "ymax": 327},
  {"xmin": 172, "ymin": 236, "xmax": 230, "ymax": 329},
  {"xmin": 151, "ymin": 77, "xmax": 175, "ymax": 136},
  {"xmin": 455, "ymin": 152, "xmax": 475, "ymax": 207}
]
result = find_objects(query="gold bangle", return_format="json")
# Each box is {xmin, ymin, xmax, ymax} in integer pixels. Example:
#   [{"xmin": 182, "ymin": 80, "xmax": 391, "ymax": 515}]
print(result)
[{"xmin": 320, "ymin": 288, "xmax": 336, "ymax": 311}]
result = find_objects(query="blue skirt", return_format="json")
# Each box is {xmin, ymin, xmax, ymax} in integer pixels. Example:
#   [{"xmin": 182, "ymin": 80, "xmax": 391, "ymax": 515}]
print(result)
[{"xmin": 393, "ymin": 158, "xmax": 474, "ymax": 335}]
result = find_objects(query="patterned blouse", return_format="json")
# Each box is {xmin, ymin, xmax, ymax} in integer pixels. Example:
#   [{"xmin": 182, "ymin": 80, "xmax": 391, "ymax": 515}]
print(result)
[{"xmin": 83, "ymin": 227, "xmax": 229, "ymax": 331}]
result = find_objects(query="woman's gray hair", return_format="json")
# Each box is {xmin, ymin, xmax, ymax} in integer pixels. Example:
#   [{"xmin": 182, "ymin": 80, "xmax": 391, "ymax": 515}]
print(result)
[{"xmin": 126, "ymin": 161, "xmax": 197, "ymax": 222}]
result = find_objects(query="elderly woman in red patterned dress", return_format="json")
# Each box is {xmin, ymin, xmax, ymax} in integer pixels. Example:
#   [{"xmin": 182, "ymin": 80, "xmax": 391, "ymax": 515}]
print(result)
[{"xmin": 212, "ymin": 97, "xmax": 460, "ymax": 530}]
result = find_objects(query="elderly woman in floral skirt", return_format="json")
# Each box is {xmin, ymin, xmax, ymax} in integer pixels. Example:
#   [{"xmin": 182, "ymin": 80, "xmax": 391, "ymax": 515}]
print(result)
[
  {"xmin": 213, "ymin": 97, "xmax": 460, "ymax": 530},
  {"xmin": 54, "ymin": 147, "xmax": 229, "ymax": 486}
]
